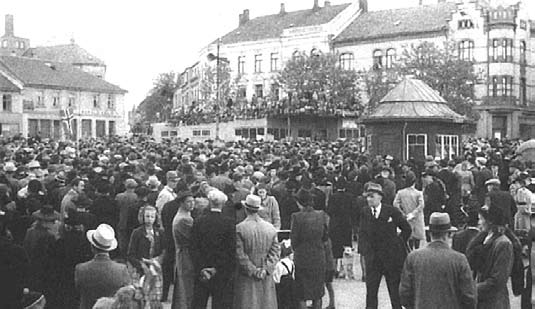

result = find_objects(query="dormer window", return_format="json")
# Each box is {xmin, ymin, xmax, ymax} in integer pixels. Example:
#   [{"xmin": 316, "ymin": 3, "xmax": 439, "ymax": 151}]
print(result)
[{"xmin": 458, "ymin": 19, "xmax": 474, "ymax": 29}]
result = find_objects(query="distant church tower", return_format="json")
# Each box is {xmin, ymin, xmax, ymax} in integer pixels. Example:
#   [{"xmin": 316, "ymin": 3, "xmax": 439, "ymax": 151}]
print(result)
[{"xmin": 0, "ymin": 14, "xmax": 30, "ymax": 56}]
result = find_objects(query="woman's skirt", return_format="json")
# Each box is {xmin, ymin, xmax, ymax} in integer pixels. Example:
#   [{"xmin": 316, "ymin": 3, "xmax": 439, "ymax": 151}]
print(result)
[{"xmin": 294, "ymin": 266, "xmax": 325, "ymax": 301}]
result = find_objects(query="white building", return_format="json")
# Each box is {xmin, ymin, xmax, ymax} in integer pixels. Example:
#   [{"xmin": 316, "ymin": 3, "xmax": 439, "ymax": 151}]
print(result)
[{"xmin": 0, "ymin": 56, "xmax": 127, "ymax": 138}]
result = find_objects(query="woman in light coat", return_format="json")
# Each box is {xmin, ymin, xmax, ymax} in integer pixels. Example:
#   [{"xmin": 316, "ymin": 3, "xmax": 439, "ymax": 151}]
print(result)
[
  {"xmin": 256, "ymin": 185, "xmax": 281, "ymax": 229},
  {"xmin": 393, "ymin": 172, "xmax": 425, "ymax": 250}
]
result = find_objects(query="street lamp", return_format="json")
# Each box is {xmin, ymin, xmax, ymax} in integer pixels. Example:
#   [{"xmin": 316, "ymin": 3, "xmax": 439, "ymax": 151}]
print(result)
[{"xmin": 207, "ymin": 38, "xmax": 229, "ymax": 140}]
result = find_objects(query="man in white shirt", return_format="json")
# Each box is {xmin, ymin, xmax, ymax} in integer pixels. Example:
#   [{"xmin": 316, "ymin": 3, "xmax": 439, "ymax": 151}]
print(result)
[{"xmin": 155, "ymin": 171, "xmax": 179, "ymax": 215}]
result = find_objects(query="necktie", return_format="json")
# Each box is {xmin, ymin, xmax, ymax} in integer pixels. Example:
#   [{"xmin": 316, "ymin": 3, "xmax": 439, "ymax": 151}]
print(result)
[{"xmin": 372, "ymin": 207, "xmax": 377, "ymax": 219}]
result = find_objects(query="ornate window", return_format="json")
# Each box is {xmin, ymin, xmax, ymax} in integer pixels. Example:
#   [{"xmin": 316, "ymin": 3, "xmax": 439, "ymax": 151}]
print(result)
[{"xmin": 458, "ymin": 19, "xmax": 474, "ymax": 29}]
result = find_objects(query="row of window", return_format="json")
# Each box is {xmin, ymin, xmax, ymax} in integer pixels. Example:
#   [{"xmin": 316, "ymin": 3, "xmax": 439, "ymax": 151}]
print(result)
[
  {"xmin": 454, "ymin": 38, "xmax": 526, "ymax": 63},
  {"xmin": 1, "ymin": 40, "xmax": 25, "ymax": 49},
  {"xmin": 235, "ymin": 127, "xmax": 265, "ymax": 139},
  {"xmin": 339, "ymin": 128, "xmax": 365, "ymax": 139},
  {"xmin": 3, "ymin": 93, "xmax": 116, "ymax": 111},
  {"xmin": 490, "ymin": 75, "xmax": 514, "ymax": 97},
  {"xmin": 238, "ymin": 49, "xmax": 325, "ymax": 75},
  {"xmin": 405, "ymin": 134, "xmax": 459, "ymax": 161}
]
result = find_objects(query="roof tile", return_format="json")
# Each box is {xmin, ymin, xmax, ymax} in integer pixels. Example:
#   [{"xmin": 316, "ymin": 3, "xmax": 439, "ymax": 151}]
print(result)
[
  {"xmin": 220, "ymin": 4, "xmax": 350, "ymax": 45},
  {"xmin": 334, "ymin": 2, "xmax": 455, "ymax": 43},
  {"xmin": 23, "ymin": 43, "xmax": 105, "ymax": 66},
  {"xmin": 0, "ymin": 56, "xmax": 125, "ymax": 93}
]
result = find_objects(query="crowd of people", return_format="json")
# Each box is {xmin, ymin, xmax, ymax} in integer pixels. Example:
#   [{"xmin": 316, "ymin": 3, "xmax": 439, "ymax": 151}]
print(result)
[
  {"xmin": 171, "ymin": 96, "xmax": 360, "ymax": 126},
  {"xmin": 0, "ymin": 134, "xmax": 533, "ymax": 309}
]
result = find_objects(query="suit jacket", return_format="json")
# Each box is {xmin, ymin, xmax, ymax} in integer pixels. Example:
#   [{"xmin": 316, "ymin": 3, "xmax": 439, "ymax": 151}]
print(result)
[
  {"xmin": 393, "ymin": 187, "xmax": 425, "ymax": 240},
  {"xmin": 399, "ymin": 241, "xmax": 476, "ymax": 309},
  {"xmin": 359, "ymin": 203, "xmax": 411, "ymax": 272},
  {"xmin": 0, "ymin": 237, "xmax": 29, "ymax": 309},
  {"xmin": 452, "ymin": 228, "xmax": 480, "ymax": 255},
  {"xmin": 74, "ymin": 254, "xmax": 131, "ymax": 309},
  {"xmin": 190, "ymin": 210, "xmax": 236, "ymax": 278},
  {"xmin": 488, "ymin": 190, "xmax": 516, "ymax": 227},
  {"xmin": 291, "ymin": 208, "xmax": 328, "ymax": 270}
]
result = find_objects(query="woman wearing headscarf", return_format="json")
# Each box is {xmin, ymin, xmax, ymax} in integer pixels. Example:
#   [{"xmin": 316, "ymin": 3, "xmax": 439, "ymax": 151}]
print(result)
[
  {"xmin": 171, "ymin": 191, "xmax": 195, "ymax": 309},
  {"xmin": 291, "ymin": 189, "xmax": 329, "ymax": 309},
  {"xmin": 466, "ymin": 204, "xmax": 513, "ymax": 309}
]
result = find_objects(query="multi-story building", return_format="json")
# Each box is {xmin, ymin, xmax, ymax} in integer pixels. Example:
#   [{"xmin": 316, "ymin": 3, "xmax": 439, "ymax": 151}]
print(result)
[
  {"xmin": 172, "ymin": 0, "xmax": 535, "ymax": 141},
  {"xmin": 334, "ymin": 0, "xmax": 535, "ymax": 139},
  {"xmin": 0, "ymin": 56, "xmax": 126, "ymax": 138},
  {"xmin": 0, "ymin": 14, "xmax": 128, "ymax": 138}
]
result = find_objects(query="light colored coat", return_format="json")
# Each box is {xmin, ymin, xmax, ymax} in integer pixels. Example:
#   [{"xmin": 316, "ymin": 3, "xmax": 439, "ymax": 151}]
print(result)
[
  {"xmin": 399, "ymin": 241, "xmax": 476, "ymax": 309},
  {"xmin": 393, "ymin": 186, "xmax": 425, "ymax": 240},
  {"xmin": 258, "ymin": 195, "xmax": 281, "ymax": 229},
  {"xmin": 234, "ymin": 215, "xmax": 280, "ymax": 309}
]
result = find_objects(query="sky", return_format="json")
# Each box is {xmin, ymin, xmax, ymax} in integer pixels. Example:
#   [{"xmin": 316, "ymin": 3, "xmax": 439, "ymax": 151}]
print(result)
[{"xmin": 0, "ymin": 0, "xmax": 533, "ymax": 112}]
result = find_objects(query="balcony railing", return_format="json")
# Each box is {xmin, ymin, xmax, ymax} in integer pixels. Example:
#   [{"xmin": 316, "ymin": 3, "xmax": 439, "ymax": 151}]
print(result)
[{"xmin": 482, "ymin": 96, "xmax": 518, "ymax": 106}]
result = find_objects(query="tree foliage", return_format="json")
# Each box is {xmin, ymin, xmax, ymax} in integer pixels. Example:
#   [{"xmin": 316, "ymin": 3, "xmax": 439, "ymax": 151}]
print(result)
[
  {"xmin": 364, "ymin": 41, "xmax": 478, "ymax": 118},
  {"xmin": 278, "ymin": 52, "xmax": 362, "ymax": 113},
  {"xmin": 136, "ymin": 72, "xmax": 177, "ymax": 122}
]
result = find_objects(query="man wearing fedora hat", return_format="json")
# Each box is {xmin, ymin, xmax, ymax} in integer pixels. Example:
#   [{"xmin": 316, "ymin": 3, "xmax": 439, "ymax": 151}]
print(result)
[
  {"xmin": 400, "ymin": 212, "xmax": 476, "ymax": 309},
  {"xmin": 359, "ymin": 182, "xmax": 411, "ymax": 309},
  {"xmin": 234, "ymin": 194, "xmax": 280, "ymax": 309},
  {"xmin": 75, "ymin": 224, "xmax": 131, "ymax": 309}
]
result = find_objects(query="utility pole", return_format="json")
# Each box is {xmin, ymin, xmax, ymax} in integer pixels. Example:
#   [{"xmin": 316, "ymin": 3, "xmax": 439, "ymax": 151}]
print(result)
[{"xmin": 215, "ymin": 38, "xmax": 221, "ymax": 140}]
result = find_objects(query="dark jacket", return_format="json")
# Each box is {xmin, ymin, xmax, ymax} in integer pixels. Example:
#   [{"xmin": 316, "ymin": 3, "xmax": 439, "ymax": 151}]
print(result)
[
  {"xmin": 127, "ymin": 226, "xmax": 164, "ymax": 270},
  {"xmin": 0, "ymin": 237, "xmax": 30, "ymax": 309},
  {"xmin": 161, "ymin": 199, "xmax": 180, "ymax": 251},
  {"xmin": 75, "ymin": 254, "xmax": 131, "ymax": 309},
  {"xmin": 190, "ymin": 210, "xmax": 236, "ymax": 277},
  {"xmin": 452, "ymin": 227, "xmax": 480, "ymax": 255},
  {"xmin": 359, "ymin": 204, "xmax": 411, "ymax": 272},
  {"xmin": 488, "ymin": 190, "xmax": 517, "ymax": 227},
  {"xmin": 291, "ymin": 208, "xmax": 329, "ymax": 270},
  {"xmin": 326, "ymin": 191, "xmax": 354, "ymax": 259}
]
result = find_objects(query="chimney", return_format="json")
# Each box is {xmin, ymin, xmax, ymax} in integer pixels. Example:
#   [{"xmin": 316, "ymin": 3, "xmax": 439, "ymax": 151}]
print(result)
[
  {"xmin": 242, "ymin": 9, "xmax": 249, "ymax": 24},
  {"xmin": 280, "ymin": 3, "xmax": 286, "ymax": 15},
  {"xmin": 5, "ymin": 14, "xmax": 14, "ymax": 36},
  {"xmin": 313, "ymin": 0, "xmax": 319, "ymax": 11},
  {"xmin": 359, "ymin": 0, "xmax": 368, "ymax": 12},
  {"xmin": 324, "ymin": 1, "xmax": 331, "ymax": 7}
]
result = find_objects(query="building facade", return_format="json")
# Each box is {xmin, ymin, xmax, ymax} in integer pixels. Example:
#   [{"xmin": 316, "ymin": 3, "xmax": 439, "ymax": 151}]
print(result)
[
  {"xmin": 0, "ymin": 56, "xmax": 126, "ymax": 138},
  {"xmin": 173, "ymin": 0, "xmax": 535, "ymax": 140},
  {"xmin": 0, "ymin": 15, "xmax": 29, "ymax": 57}
]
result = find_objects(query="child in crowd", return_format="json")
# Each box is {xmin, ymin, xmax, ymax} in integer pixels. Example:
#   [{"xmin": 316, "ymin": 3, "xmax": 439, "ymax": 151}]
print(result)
[{"xmin": 273, "ymin": 239, "xmax": 297, "ymax": 309}]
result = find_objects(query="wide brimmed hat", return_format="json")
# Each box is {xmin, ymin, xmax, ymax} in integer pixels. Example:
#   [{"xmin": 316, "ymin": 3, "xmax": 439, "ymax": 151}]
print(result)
[
  {"xmin": 86, "ymin": 224, "xmax": 118, "ymax": 251},
  {"xmin": 485, "ymin": 178, "xmax": 501, "ymax": 186},
  {"xmin": 426, "ymin": 212, "xmax": 457, "ymax": 232},
  {"xmin": 146, "ymin": 175, "xmax": 161, "ymax": 188},
  {"xmin": 242, "ymin": 194, "xmax": 261, "ymax": 210},
  {"xmin": 3, "ymin": 161, "xmax": 16, "ymax": 172}
]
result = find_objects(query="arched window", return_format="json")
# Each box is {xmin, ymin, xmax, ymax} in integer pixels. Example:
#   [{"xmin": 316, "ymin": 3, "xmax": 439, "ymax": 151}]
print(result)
[
  {"xmin": 372, "ymin": 50, "xmax": 383, "ymax": 70},
  {"xmin": 385, "ymin": 48, "xmax": 396, "ymax": 69},
  {"xmin": 340, "ymin": 53, "xmax": 354, "ymax": 70}
]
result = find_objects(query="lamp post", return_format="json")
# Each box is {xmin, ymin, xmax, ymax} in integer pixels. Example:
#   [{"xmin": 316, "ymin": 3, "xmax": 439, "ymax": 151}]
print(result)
[{"xmin": 207, "ymin": 38, "xmax": 228, "ymax": 141}]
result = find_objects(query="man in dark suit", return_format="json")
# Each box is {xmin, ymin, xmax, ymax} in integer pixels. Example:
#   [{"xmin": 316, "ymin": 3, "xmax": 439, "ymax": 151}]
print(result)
[
  {"xmin": 191, "ymin": 189, "xmax": 236, "ymax": 308},
  {"xmin": 400, "ymin": 212, "xmax": 476, "ymax": 308},
  {"xmin": 75, "ymin": 224, "xmax": 131, "ymax": 309},
  {"xmin": 360, "ymin": 182, "xmax": 411, "ymax": 309},
  {"xmin": 485, "ymin": 178, "xmax": 516, "ymax": 228}
]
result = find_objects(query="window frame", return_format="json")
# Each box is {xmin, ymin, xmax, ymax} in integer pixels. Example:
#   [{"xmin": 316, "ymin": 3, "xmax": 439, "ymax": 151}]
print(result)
[
  {"xmin": 435, "ymin": 135, "xmax": 459, "ymax": 160},
  {"xmin": 372, "ymin": 49, "xmax": 383, "ymax": 70},
  {"xmin": 406, "ymin": 133, "xmax": 427, "ymax": 160},
  {"xmin": 270, "ymin": 53, "xmax": 279, "ymax": 72},
  {"xmin": 254, "ymin": 54, "xmax": 262, "ymax": 73},
  {"xmin": 2, "ymin": 94, "xmax": 12, "ymax": 112},
  {"xmin": 340, "ymin": 53, "xmax": 354, "ymax": 71},
  {"xmin": 254, "ymin": 84, "xmax": 263, "ymax": 98},
  {"xmin": 385, "ymin": 48, "xmax": 396, "ymax": 69},
  {"xmin": 458, "ymin": 39, "xmax": 474, "ymax": 61},
  {"xmin": 237, "ymin": 56, "xmax": 245, "ymax": 75}
]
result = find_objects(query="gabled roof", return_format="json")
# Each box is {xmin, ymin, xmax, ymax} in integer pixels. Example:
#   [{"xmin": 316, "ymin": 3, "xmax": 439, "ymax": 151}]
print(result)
[
  {"xmin": 0, "ymin": 56, "xmax": 125, "ymax": 94},
  {"xmin": 0, "ymin": 74, "xmax": 19, "ymax": 92},
  {"xmin": 334, "ymin": 2, "xmax": 455, "ymax": 44},
  {"xmin": 23, "ymin": 43, "xmax": 105, "ymax": 66},
  {"xmin": 364, "ymin": 78, "xmax": 465, "ymax": 123},
  {"xmin": 220, "ymin": 4, "xmax": 350, "ymax": 45}
]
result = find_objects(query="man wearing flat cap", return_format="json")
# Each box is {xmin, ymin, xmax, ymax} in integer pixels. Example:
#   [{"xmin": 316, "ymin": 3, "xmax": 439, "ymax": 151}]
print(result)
[
  {"xmin": 400, "ymin": 212, "xmax": 476, "ymax": 309},
  {"xmin": 359, "ymin": 182, "xmax": 411, "ymax": 309}
]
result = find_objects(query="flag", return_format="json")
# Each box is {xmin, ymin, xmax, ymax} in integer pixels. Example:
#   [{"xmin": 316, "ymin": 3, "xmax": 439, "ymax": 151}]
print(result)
[{"xmin": 60, "ymin": 108, "xmax": 74, "ymax": 139}]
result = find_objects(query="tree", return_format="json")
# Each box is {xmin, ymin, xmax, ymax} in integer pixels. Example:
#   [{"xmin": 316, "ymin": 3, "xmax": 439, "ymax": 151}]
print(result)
[
  {"xmin": 278, "ymin": 52, "xmax": 362, "ymax": 114},
  {"xmin": 363, "ymin": 41, "xmax": 478, "ymax": 117},
  {"xmin": 136, "ymin": 72, "xmax": 177, "ymax": 122}
]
